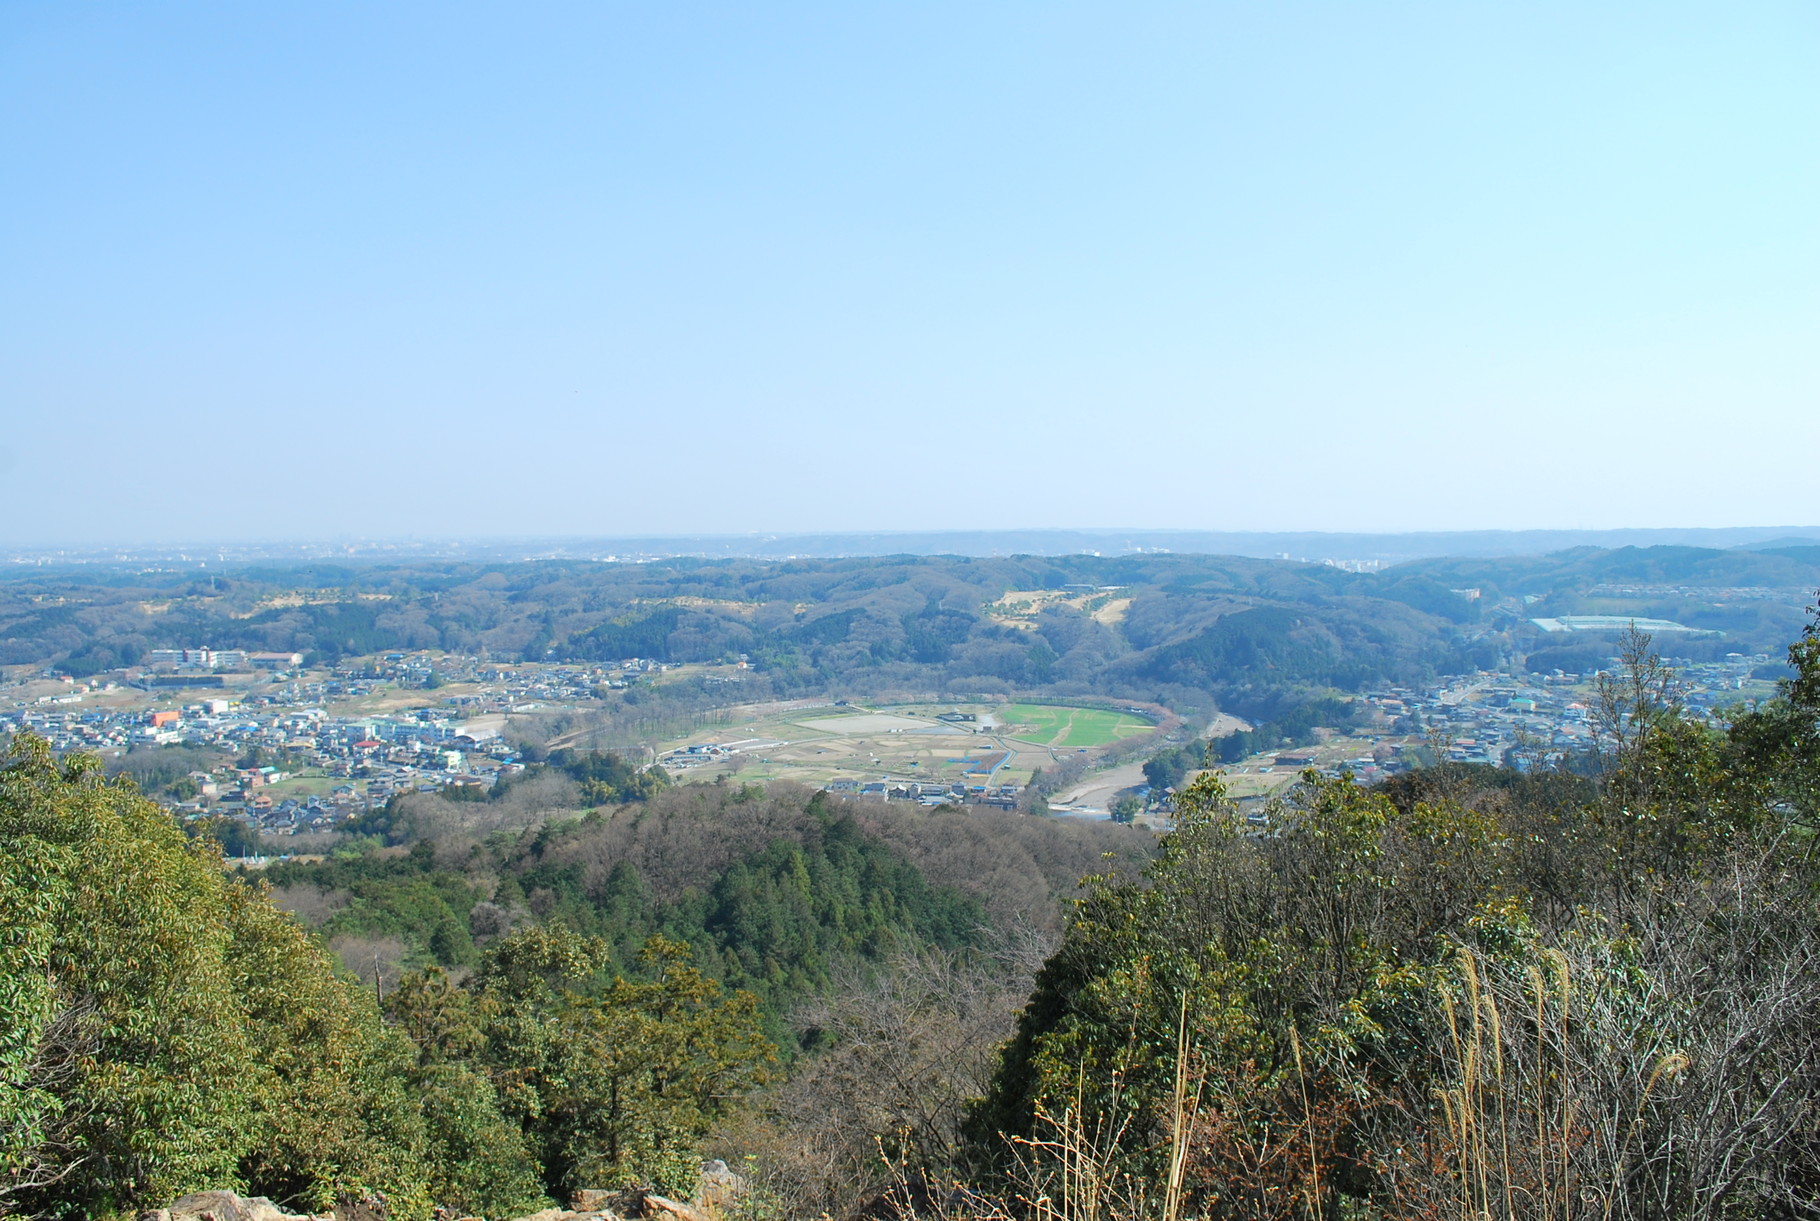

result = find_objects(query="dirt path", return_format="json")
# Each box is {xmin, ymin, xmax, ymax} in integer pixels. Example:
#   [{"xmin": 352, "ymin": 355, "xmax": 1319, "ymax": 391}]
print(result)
[
  {"xmin": 1052, "ymin": 715, "xmax": 1251, "ymax": 812},
  {"xmin": 1053, "ymin": 760, "xmax": 1147, "ymax": 812}
]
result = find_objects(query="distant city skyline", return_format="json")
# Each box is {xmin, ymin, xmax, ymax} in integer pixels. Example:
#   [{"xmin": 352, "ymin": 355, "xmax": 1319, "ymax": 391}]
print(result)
[{"xmin": 4, "ymin": 1, "xmax": 1817, "ymax": 543}]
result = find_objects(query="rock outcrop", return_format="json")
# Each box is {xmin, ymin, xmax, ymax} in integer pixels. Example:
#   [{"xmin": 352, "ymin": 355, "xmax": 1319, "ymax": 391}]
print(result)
[
  {"xmin": 696, "ymin": 1160, "xmax": 745, "ymax": 1212},
  {"xmin": 140, "ymin": 1191, "xmax": 333, "ymax": 1221},
  {"xmin": 149, "ymin": 1160, "xmax": 746, "ymax": 1221},
  {"xmin": 501, "ymin": 1187, "xmax": 707, "ymax": 1221}
]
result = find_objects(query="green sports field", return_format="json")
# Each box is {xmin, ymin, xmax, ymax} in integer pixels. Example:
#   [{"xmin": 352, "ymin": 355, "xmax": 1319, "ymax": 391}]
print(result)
[{"xmin": 997, "ymin": 704, "xmax": 1151, "ymax": 749}]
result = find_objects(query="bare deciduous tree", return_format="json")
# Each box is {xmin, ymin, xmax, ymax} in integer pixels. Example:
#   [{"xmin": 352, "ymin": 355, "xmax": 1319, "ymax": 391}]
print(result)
[{"xmin": 717, "ymin": 948, "xmax": 1033, "ymax": 1219}]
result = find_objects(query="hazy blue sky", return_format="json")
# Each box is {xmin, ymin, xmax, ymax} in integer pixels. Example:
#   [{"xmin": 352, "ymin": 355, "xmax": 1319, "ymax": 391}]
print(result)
[{"xmin": 3, "ymin": 2, "xmax": 1816, "ymax": 544}]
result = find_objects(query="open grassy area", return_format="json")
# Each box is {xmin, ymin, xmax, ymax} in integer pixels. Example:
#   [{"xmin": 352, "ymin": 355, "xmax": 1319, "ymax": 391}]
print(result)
[
  {"xmin": 996, "ymin": 703, "xmax": 1151, "ymax": 749},
  {"xmin": 653, "ymin": 700, "xmax": 1155, "ymax": 789}
]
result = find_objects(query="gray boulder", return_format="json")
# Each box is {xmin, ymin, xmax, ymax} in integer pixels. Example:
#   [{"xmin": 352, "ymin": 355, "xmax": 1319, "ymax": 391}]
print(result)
[
  {"xmin": 159, "ymin": 1192, "xmax": 310, "ymax": 1221},
  {"xmin": 697, "ymin": 1160, "xmax": 746, "ymax": 1210}
]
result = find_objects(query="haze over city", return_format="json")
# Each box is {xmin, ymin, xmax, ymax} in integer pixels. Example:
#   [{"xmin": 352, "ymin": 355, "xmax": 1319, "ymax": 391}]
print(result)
[{"xmin": 5, "ymin": 1, "xmax": 1817, "ymax": 545}]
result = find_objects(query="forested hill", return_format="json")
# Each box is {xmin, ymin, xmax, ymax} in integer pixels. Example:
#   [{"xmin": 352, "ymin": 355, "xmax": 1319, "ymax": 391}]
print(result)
[
  {"xmin": 259, "ymin": 781, "xmax": 1152, "ymax": 1039},
  {"xmin": 10, "ymin": 545, "xmax": 1817, "ymax": 721},
  {"xmin": 1, "ymin": 737, "xmax": 1152, "ymax": 1217}
]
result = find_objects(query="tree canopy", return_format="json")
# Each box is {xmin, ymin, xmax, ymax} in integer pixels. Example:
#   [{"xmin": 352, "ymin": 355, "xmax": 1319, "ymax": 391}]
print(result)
[
  {"xmin": 0, "ymin": 737, "xmax": 772, "ymax": 1218},
  {"xmin": 965, "ymin": 610, "xmax": 1820, "ymax": 1220}
]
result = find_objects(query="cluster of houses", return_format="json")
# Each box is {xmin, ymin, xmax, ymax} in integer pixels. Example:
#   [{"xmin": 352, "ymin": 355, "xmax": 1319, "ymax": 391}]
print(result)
[
  {"xmin": 0, "ymin": 694, "xmax": 518, "ymax": 834},
  {"xmin": 4, "ymin": 647, "xmax": 746, "ymax": 847},
  {"xmin": 825, "ymin": 777, "xmax": 1024, "ymax": 808},
  {"xmin": 1341, "ymin": 649, "xmax": 1773, "ymax": 778}
]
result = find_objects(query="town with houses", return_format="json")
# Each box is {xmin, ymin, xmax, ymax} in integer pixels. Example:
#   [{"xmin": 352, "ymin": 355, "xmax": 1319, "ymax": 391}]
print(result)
[
  {"xmin": 0, "ymin": 648, "xmax": 665, "ymax": 839},
  {"xmin": 0, "ymin": 637, "xmax": 1785, "ymax": 844}
]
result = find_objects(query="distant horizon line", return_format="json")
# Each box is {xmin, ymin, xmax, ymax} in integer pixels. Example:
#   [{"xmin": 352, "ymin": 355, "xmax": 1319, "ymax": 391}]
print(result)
[
  {"xmin": 9, "ymin": 523, "xmax": 1820, "ymax": 544},
  {"xmin": 6, "ymin": 524, "xmax": 1819, "ymax": 566}
]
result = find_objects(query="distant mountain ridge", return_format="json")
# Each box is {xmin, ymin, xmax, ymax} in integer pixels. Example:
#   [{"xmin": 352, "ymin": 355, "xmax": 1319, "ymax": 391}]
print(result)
[
  {"xmin": 11, "ymin": 545, "xmax": 1819, "ymax": 728},
  {"xmin": 12, "ymin": 526, "xmax": 1820, "ymax": 566}
]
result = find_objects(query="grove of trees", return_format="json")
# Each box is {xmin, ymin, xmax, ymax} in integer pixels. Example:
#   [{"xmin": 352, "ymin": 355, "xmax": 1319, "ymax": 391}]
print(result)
[
  {"xmin": 960, "ymin": 615, "xmax": 1820, "ymax": 1220},
  {"xmin": 0, "ymin": 738, "xmax": 765, "ymax": 1218}
]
